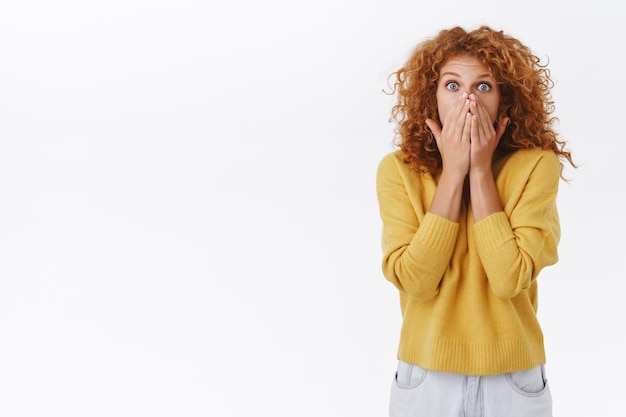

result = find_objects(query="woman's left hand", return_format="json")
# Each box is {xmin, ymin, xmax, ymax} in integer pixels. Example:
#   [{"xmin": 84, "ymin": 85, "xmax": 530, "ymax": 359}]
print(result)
[{"xmin": 468, "ymin": 94, "xmax": 509, "ymax": 173}]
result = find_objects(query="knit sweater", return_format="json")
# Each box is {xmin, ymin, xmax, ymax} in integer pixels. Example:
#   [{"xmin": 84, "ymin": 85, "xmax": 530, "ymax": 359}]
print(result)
[{"xmin": 376, "ymin": 148, "xmax": 561, "ymax": 375}]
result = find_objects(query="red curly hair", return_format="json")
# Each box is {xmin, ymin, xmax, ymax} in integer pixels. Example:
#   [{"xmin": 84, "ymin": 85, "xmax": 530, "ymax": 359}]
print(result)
[{"xmin": 387, "ymin": 25, "xmax": 575, "ymax": 177}]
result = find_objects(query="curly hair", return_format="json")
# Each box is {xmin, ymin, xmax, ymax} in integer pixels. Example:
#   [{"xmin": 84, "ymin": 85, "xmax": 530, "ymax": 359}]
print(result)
[{"xmin": 387, "ymin": 25, "xmax": 575, "ymax": 177}]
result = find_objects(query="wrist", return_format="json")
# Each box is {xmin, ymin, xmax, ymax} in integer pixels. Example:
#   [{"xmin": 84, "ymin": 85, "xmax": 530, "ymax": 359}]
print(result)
[
  {"xmin": 469, "ymin": 165, "xmax": 493, "ymax": 178},
  {"xmin": 440, "ymin": 168, "xmax": 468, "ymax": 185}
]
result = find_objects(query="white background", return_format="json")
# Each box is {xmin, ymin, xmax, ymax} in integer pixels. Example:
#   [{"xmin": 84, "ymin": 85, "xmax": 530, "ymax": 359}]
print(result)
[{"xmin": 0, "ymin": 1, "xmax": 624, "ymax": 416}]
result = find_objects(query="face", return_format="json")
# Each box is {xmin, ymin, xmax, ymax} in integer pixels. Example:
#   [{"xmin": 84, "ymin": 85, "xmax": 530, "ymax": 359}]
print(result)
[{"xmin": 435, "ymin": 55, "xmax": 500, "ymax": 125}]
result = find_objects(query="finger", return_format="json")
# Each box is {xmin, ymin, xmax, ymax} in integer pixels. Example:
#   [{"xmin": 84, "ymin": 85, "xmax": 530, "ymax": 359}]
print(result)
[
  {"xmin": 470, "ymin": 113, "xmax": 482, "ymax": 147},
  {"xmin": 495, "ymin": 116, "xmax": 510, "ymax": 141},
  {"xmin": 425, "ymin": 118, "xmax": 442, "ymax": 141},
  {"xmin": 471, "ymin": 97, "xmax": 493, "ymax": 140},
  {"xmin": 468, "ymin": 99, "xmax": 484, "ymax": 142},
  {"xmin": 452, "ymin": 93, "xmax": 471, "ymax": 140},
  {"xmin": 462, "ymin": 112, "xmax": 472, "ymax": 144}
]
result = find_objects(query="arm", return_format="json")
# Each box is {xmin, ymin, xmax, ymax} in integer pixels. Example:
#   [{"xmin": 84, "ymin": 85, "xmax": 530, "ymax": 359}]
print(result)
[
  {"xmin": 473, "ymin": 152, "xmax": 561, "ymax": 299},
  {"xmin": 377, "ymin": 92, "xmax": 471, "ymax": 298},
  {"xmin": 469, "ymin": 170, "xmax": 502, "ymax": 222},
  {"xmin": 426, "ymin": 92, "xmax": 473, "ymax": 222},
  {"xmin": 376, "ymin": 155, "xmax": 459, "ymax": 300},
  {"xmin": 429, "ymin": 170, "xmax": 466, "ymax": 222},
  {"xmin": 468, "ymin": 95, "xmax": 507, "ymax": 221},
  {"xmin": 468, "ymin": 97, "xmax": 560, "ymax": 298}
]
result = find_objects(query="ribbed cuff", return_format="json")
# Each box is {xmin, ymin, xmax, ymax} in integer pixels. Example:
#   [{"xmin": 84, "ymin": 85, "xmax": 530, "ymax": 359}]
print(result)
[
  {"xmin": 417, "ymin": 213, "xmax": 460, "ymax": 254},
  {"xmin": 473, "ymin": 211, "xmax": 514, "ymax": 253}
]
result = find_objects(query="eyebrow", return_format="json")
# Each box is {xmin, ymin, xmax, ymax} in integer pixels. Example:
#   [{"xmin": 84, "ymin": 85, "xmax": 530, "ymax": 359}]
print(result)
[{"xmin": 441, "ymin": 71, "xmax": 493, "ymax": 79}]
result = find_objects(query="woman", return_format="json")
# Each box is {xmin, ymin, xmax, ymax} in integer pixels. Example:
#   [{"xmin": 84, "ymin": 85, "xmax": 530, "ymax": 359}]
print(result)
[{"xmin": 376, "ymin": 26, "xmax": 575, "ymax": 417}]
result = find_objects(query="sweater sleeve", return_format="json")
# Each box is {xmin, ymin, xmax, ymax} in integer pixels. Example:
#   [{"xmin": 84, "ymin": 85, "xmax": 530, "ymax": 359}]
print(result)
[
  {"xmin": 473, "ymin": 151, "xmax": 561, "ymax": 299},
  {"xmin": 376, "ymin": 154, "xmax": 460, "ymax": 300}
]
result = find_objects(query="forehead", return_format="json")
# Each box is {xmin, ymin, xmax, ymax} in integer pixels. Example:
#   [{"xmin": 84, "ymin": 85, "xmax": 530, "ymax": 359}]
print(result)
[{"xmin": 439, "ymin": 56, "xmax": 493, "ymax": 77}]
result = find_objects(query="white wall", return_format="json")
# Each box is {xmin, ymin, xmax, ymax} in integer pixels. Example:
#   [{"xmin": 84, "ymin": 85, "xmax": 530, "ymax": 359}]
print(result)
[{"xmin": 0, "ymin": 1, "xmax": 623, "ymax": 416}]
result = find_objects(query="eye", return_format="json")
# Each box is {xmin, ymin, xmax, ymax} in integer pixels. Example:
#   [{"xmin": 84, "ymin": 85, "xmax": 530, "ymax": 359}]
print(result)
[
  {"xmin": 445, "ymin": 82, "xmax": 459, "ymax": 91},
  {"xmin": 477, "ymin": 83, "xmax": 491, "ymax": 92}
]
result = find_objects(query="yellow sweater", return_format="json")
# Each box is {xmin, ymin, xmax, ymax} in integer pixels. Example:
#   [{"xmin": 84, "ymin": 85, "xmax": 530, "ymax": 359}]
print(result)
[{"xmin": 376, "ymin": 148, "xmax": 561, "ymax": 375}]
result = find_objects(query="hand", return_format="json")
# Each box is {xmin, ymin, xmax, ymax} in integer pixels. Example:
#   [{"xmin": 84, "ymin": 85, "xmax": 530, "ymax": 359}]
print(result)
[
  {"xmin": 426, "ymin": 92, "xmax": 472, "ymax": 179},
  {"xmin": 468, "ymin": 94, "xmax": 509, "ymax": 173}
]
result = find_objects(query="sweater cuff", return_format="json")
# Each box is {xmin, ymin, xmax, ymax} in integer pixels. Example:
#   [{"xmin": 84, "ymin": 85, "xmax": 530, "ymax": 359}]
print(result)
[
  {"xmin": 473, "ymin": 211, "xmax": 515, "ymax": 252},
  {"xmin": 417, "ymin": 213, "xmax": 460, "ymax": 254}
]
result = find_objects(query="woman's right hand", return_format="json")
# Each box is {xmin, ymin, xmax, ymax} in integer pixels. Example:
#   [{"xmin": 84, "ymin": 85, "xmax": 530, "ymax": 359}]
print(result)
[{"xmin": 425, "ymin": 92, "xmax": 471, "ymax": 180}]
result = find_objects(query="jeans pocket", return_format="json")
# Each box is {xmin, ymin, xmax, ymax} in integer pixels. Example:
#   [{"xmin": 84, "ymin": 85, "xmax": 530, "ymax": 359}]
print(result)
[
  {"xmin": 506, "ymin": 365, "xmax": 548, "ymax": 396},
  {"xmin": 394, "ymin": 360, "xmax": 428, "ymax": 389}
]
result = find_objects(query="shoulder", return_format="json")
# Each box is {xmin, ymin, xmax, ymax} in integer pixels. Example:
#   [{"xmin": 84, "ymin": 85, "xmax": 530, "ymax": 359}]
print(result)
[
  {"xmin": 376, "ymin": 150, "xmax": 422, "ymax": 186},
  {"xmin": 508, "ymin": 148, "xmax": 559, "ymax": 165},
  {"xmin": 376, "ymin": 150, "xmax": 435, "ymax": 196},
  {"xmin": 507, "ymin": 148, "xmax": 560, "ymax": 176},
  {"xmin": 376, "ymin": 150, "xmax": 415, "ymax": 194},
  {"xmin": 376, "ymin": 150, "xmax": 405, "ymax": 183},
  {"xmin": 377, "ymin": 150, "xmax": 431, "ymax": 178},
  {"xmin": 377, "ymin": 150, "xmax": 405, "ymax": 171},
  {"xmin": 500, "ymin": 149, "xmax": 561, "ymax": 192}
]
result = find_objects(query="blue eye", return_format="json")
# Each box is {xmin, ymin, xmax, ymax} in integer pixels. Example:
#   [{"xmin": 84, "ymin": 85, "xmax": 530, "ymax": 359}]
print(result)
[
  {"xmin": 445, "ymin": 82, "xmax": 459, "ymax": 91},
  {"xmin": 477, "ymin": 83, "xmax": 491, "ymax": 92}
]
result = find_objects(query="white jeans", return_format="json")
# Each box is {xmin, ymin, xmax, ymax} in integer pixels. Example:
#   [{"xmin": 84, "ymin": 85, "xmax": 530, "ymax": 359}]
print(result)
[{"xmin": 390, "ymin": 361, "xmax": 552, "ymax": 417}]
